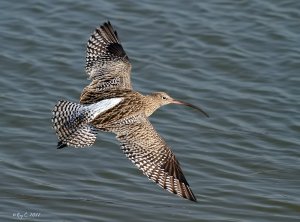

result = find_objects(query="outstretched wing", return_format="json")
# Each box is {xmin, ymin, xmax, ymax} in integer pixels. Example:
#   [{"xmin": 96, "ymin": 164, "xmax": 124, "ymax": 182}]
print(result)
[
  {"xmin": 85, "ymin": 21, "xmax": 132, "ymax": 92},
  {"xmin": 115, "ymin": 116, "xmax": 197, "ymax": 202}
]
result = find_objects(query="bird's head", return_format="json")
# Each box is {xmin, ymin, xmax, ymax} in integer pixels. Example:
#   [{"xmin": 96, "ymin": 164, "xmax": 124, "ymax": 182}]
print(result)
[{"xmin": 147, "ymin": 92, "xmax": 209, "ymax": 117}]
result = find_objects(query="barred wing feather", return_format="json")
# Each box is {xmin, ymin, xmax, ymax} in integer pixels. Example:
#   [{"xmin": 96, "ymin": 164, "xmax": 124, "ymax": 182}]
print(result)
[
  {"xmin": 115, "ymin": 117, "xmax": 197, "ymax": 201},
  {"xmin": 85, "ymin": 21, "xmax": 132, "ymax": 91}
]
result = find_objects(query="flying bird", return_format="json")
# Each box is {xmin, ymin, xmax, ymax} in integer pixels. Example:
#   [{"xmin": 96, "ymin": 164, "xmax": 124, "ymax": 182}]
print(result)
[{"xmin": 52, "ymin": 21, "xmax": 209, "ymax": 202}]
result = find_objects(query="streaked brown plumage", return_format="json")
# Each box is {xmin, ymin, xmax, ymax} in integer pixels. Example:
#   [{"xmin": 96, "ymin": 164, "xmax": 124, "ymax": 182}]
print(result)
[{"xmin": 52, "ymin": 21, "xmax": 209, "ymax": 202}]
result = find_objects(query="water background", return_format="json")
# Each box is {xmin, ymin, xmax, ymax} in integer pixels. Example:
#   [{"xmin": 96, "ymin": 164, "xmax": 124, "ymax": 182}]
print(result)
[{"xmin": 1, "ymin": 0, "xmax": 300, "ymax": 221}]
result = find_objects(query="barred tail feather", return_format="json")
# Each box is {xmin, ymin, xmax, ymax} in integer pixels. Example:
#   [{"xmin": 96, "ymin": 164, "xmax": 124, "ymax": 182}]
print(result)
[{"xmin": 52, "ymin": 100, "xmax": 97, "ymax": 148}]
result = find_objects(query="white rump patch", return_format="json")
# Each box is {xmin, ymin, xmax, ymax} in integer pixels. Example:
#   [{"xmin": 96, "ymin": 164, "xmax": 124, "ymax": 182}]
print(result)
[{"xmin": 84, "ymin": 97, "xmax": 123, "ymax": 119}]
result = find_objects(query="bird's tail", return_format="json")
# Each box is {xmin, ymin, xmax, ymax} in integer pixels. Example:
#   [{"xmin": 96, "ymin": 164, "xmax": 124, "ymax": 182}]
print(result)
[{"xmin": 52, "ymin": 100, "xmax": 97, "ymax": 148}]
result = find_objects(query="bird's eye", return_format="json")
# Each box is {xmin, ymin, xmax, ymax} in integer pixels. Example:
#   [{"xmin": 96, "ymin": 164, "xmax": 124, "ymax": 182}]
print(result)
[{"xmin": 162, "ymin": 96, "xmax": 167, "ymax": 100}]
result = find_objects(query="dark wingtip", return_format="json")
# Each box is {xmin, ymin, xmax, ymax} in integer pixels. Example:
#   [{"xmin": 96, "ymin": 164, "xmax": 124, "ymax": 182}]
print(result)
[
  {"xmin": 57, "ymin": 141, "xmax": 67, "ymax": 149},
  {"xmin": 189, "ymin": 196, "xmax": 198, "ymax": 202},
  {"xmin": 185, "ymin": 186, "xmax": 198, "ymax": 202}
]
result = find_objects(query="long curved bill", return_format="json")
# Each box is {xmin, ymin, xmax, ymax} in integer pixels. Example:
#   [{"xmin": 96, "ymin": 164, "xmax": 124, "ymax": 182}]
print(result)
[{"xmin": 172, "ymin": 100, "xmax": 209, "ymax": 118}]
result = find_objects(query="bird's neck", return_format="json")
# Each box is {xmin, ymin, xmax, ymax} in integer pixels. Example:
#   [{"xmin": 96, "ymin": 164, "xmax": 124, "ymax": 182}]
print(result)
[{"xmin": 143, "ymin": 95, "xmax": 161, "ymax": 117}]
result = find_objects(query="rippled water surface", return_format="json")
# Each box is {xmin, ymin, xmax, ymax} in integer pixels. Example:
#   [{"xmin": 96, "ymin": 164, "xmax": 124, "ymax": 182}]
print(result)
[{"xmin": 1, "ymin": 0, "xmax": 300, "ymax": 221}]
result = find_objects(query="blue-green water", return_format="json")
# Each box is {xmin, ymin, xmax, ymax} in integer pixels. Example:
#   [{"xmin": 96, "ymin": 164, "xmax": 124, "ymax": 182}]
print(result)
[{"xmin": 1, "ymin": 0, "xmax": 300, "ymax": 221}]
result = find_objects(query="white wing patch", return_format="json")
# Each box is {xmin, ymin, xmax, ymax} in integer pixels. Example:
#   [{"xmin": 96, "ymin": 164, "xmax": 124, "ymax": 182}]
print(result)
[{"xmin": 84, "ymin": 97, "xmax": 123, "ymax": 119}]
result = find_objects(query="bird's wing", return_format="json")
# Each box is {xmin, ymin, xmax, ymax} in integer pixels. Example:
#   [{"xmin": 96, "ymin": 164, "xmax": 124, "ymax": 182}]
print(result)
[
  {"xmin": 85, "ymin": 21, "xmax": 132, "ymax": 91},
  {"xmin": 115, "ymin": 116, "xmax": 197, "ymax": 202}
]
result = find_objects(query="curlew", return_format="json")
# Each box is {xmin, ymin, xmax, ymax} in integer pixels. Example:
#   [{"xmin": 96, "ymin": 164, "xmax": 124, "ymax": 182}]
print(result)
[{"xmin": 52, "ymin": 21, "xmax": 209, "ymax": 202}]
